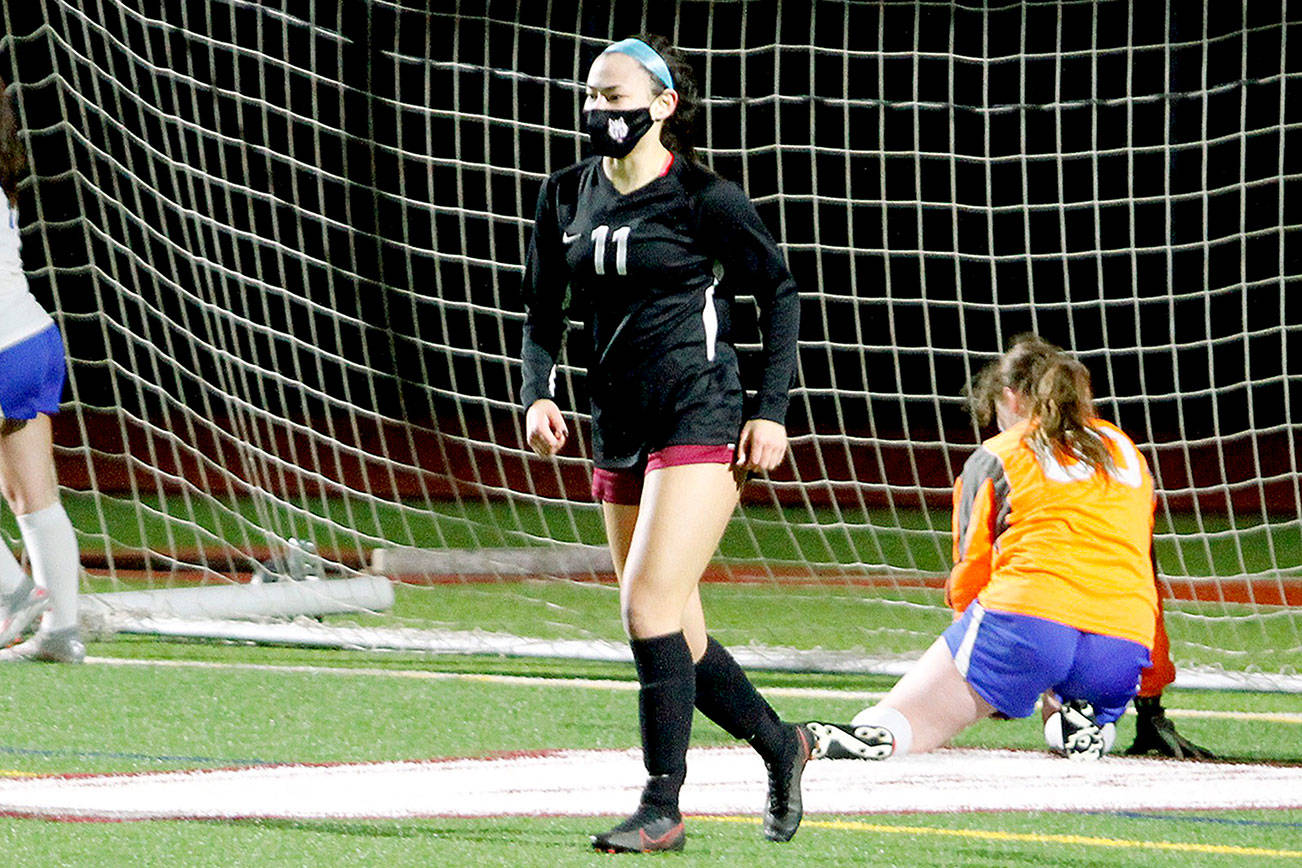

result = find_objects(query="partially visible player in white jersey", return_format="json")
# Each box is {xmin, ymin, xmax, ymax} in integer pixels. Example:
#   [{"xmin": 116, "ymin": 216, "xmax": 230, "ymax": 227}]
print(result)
[{"xmin": 0, "ymin": 74, "xmax": 85, "ymax": 663}]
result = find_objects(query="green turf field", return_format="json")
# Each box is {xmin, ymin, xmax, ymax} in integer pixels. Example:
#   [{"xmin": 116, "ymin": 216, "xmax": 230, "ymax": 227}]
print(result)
[
  {"xmin": 25, "ymin": 492, "xmax": 1302, "ymax": 581},
  {"xmin": 0, "ymin": 640, "xmax": 1299, "ymax": 865},
  {"xmin": 2, "ymin": 494, "xmax": 1299, "ymax": 862}
]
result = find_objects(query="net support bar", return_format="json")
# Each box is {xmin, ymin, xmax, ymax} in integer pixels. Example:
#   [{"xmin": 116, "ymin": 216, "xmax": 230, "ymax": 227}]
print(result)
[{"xmin": 81, "ymin": 576, "xmax": 395, "ymax": 621}]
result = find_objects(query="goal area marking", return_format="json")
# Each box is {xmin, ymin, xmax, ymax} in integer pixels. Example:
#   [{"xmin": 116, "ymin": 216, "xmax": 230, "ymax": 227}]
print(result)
[{"xmin": 0, "ymin": 747, "xmax": 1297, "ymax": 823}]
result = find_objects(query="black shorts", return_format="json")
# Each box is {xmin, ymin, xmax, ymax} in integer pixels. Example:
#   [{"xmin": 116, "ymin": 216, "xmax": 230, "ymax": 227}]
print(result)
[{"xmin": 590, "ymin": 359, "xmax": 744, "ymax": 470}]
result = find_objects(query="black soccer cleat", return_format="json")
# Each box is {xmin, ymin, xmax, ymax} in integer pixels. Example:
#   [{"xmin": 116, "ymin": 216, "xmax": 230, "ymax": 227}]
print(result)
[
  {"xmin": 1126, "ymin": 697, "xmax": 1215, "ymax": 760},
  {"xmin": 806, "ymin": 720, "xmax": 894, "ymax": 760},
  {"xmin": 591, "ymin": 803, "xmax": 686, "ymax": 853},
  {"xmin": 763, "ymin": 723, "xmax": 812, "ymax": 843}
]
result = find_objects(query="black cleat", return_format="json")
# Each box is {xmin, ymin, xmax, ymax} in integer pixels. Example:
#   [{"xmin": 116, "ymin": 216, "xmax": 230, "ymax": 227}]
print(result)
[
  {"xmin": 763, "ymin": 723, "xmax": 812, "ymax": 842},
  {"xmin": 1126, "ymin": 703, "xmax": 1215, "ymax": 760},
  {"xmin": 591, "ymin": 803, "xmax": 686, "ymax": 853},
  {"xmin": 806, "ymin": 721, "xmax": 894, "ymax": 760}
]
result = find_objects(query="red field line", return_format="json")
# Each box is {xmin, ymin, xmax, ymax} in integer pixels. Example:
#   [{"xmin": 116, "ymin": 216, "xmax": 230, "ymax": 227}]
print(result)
[
  {"xmin": 56, "ymin": 411, "xmax": 1302, "ymax": 512},
  {"xmin": 395, "ymin": 569, "xmax": 1302, "ymax": 607}
]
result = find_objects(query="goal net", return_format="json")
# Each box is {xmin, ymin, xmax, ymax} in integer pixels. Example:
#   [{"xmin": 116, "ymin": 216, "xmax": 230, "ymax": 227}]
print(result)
[{"xmin": 1, "ymin": 2, "xmax": 1297, "ymax": 685}]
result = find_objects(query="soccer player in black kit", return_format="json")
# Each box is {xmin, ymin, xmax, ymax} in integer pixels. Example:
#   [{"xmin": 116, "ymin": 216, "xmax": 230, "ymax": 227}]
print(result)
[{"xmin": 520, "ymin": 36, "xmax": 811, "ymax": 853}]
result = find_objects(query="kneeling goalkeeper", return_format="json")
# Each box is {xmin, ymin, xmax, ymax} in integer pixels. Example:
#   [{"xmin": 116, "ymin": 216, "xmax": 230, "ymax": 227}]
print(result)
[{"xmin": 808, "ymin": 335, "xmax": 1164, "ymax": 762}]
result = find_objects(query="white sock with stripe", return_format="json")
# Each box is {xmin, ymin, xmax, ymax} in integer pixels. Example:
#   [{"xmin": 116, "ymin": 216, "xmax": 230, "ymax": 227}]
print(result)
[{"xmin": 850, "ymin": 705, "xmax": 914, "ymax": 758}]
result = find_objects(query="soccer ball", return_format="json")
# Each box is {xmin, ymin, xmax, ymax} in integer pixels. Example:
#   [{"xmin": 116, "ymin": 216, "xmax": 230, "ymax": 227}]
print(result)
[{"xmin": 1044, "ymin": 700, "xmax": 1116, "ymax": 760}]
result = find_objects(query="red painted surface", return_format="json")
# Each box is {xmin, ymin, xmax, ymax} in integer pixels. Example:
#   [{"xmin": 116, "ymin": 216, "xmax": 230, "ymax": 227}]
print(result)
[{"xmin": 52, "ymin": 410, "xmax": 1302, "ymax": 512}]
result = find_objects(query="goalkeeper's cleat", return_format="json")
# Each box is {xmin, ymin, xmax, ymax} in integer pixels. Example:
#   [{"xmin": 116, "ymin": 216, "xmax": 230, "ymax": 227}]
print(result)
[
  {"xmin": 1044, "ymin": 699, "xmax": 1116, "ymax": 760},
  {"xmin": 806, "ymin": 720, "xmax": 894, "ymax": 760},
  {"xmin": 0, "ymin": 625, "xmax": 85, "ymax": 663},
  {"xmin": 591, "ymin": 803, "xmax": 685, "ymax": 853},
  {"xmin": 1126, "ymin": 697, "xmax": 1215, "ymax": 759},
  {"xmin": 762, "ymin": 723, "xmax": 812, "ymax": 842},
  {"xmin": 0, "ymin": 579, "xmax": 50, "ymax": 647}
]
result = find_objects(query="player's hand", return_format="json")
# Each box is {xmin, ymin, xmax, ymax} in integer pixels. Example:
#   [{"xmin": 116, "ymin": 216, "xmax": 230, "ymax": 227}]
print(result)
[
  {"xmin": 525, "ymin": 399, "xmax": 568, "ymax": 458},
  {"xmin": 735, "ymin": 418, "xmax": 787, "ymax": 472}
]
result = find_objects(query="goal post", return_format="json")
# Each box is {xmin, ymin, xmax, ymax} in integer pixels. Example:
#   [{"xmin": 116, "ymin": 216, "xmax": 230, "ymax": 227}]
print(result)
[{"xmin": 0, "ymin": 2, "xmax": 1298, "ymax": 686}]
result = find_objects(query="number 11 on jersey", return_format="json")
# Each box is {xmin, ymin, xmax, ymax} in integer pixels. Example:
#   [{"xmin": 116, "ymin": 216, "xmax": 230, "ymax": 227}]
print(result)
[{"xmin": 591, "ymin": 225, "xmax": 631, "ymax": 276}]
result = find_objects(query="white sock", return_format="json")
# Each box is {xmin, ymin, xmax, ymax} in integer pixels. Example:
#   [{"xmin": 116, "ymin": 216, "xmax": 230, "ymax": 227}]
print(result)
[
  {"xmin": 16, "ymin": 504, "xmax": 80, "ymax": 631},
  {"xmin": 0, "ymin": 537, "xmax": 27, "ymax": 595},
  {"xmin": 850, "ymin": 705, "xmax": 915, "ymax": 757}
]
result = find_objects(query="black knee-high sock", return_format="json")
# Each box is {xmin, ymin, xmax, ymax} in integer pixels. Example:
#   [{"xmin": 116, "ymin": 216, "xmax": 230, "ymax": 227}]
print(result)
[
  {"xmin": 630, "ymin": 632, "xmax": 696, "ymax": 813},
  {"xmin": 694, "ymin": 636, "xmax": 787, "ymax": 761}
]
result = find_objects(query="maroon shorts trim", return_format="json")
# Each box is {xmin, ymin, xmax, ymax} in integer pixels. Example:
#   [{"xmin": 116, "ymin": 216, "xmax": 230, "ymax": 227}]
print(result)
[
  {"xmin": 591, "ymin": 444, "xmax": 735, "ymax": 505},
  {"xmin": 646, "ymin": 444, "xmax": 735, "ymax": 472},
  {"xmin": 590, "ymin": 467, "xmax": 643, "ymax": 506}
]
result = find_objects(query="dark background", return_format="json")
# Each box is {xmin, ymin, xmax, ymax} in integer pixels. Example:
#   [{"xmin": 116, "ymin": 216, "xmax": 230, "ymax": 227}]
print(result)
[{"xmin": 0, "ymin": 0, "xmax": 1297, "ymax": 518}]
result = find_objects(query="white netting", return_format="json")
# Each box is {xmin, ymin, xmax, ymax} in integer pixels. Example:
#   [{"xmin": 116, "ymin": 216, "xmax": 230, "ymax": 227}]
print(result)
[{"xmin": 0, "ymin": 1, "xmax": 1297, "ymax": 680}]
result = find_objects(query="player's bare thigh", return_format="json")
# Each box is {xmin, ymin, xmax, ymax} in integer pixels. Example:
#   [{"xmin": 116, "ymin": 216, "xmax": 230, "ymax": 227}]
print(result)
[
  {"xmin": 0, "ymin": 412, "xmax": 58, "ymax": 515},
  {"xmin": 872, "ymin": 636, "xmax": 996, "ymax": 753},
  {"xmin": 603, "ymin": 501, "xmax": 710, "ymax": 658},
  {"xmin": 602, "ymin": 502, "xmax": 639, "ymax": 580},
  {"xmin": 617, "ymin": 462, "xmax": 739, "ymax": 641}
]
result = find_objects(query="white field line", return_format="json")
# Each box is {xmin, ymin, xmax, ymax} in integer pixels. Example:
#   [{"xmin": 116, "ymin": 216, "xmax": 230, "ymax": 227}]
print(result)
[
  {"xmin": 87, "ymin": 657, "xmax": 1302, "ymax": 723},
  {"xmin": 0, "ymin": 747, "xmax": 1298, "ymax": 821},
  {"xmin": 100, "ymin": 617, "xmax": 1302, "ymax": 691}
]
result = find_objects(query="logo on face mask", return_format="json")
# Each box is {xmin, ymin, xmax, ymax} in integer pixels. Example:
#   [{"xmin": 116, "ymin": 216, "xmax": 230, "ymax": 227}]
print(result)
[
  {"xmin": 607, "ymin": 116, "xmax": 630, "ymax": 143},
  {"xmin": 584, "ymin": 108, "xmax": 655, "ymax": 158}
]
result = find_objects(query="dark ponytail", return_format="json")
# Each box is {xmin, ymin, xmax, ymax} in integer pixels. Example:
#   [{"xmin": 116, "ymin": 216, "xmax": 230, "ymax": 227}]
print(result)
[
  {"xmin": 971, "ymin": 333, "xmax": 1115, "ymax": 474},
  {"xmin": 632, "ymin": 33, "xmax": 701, "ymax": 163},
  {"xmin": 0, "ymin": 76, "xmax": 25, "ymax": 204}
]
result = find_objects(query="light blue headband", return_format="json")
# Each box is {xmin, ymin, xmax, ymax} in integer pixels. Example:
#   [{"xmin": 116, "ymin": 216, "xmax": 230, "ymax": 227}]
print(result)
[{"xmin": 602, "ymin": 38, "xmax": 674, "ymax": 91}]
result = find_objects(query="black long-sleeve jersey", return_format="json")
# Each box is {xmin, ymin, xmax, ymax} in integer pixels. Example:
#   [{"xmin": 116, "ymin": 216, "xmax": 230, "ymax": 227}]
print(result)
[{"xmin": 520, "ymin": 155, "xmax": 800, "ymax": 470}]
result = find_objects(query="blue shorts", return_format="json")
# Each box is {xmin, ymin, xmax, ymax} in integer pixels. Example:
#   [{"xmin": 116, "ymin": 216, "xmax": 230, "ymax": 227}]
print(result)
[
  {"xmin": 0, "ymin": 324, "xmax": 66, "ymax": 421},
  {"xmin": 942, "ymin": 602, "xmax": 1151, "ymax": 724}
]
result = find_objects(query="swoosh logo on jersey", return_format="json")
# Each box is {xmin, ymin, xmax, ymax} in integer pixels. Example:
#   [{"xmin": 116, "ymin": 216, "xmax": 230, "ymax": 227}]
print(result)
[{"xmin": 563, "ymin": 232, "xmax": 581, "ymax": 244}]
